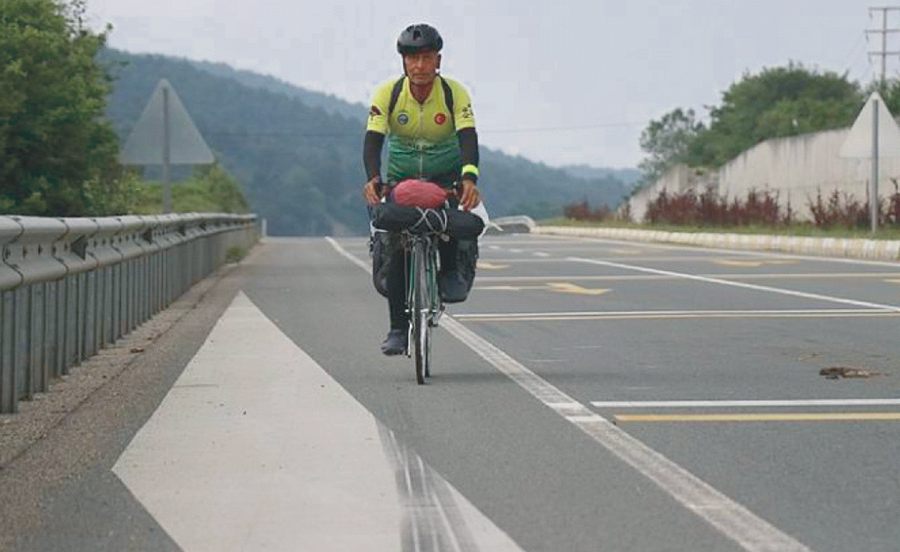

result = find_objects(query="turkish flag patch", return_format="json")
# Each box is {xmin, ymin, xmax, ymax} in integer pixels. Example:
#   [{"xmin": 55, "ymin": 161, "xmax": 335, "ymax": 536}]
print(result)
[{"xmin": 434, "ymin": 113, "xmax": 447, "ymax": 125}]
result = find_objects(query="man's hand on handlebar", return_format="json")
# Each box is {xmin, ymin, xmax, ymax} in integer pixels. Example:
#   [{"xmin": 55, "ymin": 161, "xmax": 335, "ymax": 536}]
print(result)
[
  {"xmin": 459, "ymin": 178, "xmax": 480, "ymax": 211},
  {"xmin": 363, "ymin": 176, "xmax": 382, "ymax": 205}
]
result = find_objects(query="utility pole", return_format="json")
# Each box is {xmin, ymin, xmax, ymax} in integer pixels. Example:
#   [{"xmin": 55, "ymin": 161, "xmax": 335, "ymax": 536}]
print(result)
[{"xmin": 867, "ymin": 6, "xmax": 900, "ymax": 89}]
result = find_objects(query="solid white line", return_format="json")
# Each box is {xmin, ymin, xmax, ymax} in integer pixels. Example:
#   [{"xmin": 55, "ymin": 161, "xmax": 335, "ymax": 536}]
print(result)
[
  {"xmin": 474, "ymin": 272, "xmax": 900, "ymax": 282},
  {"xmin": 453, "ymin": 308, "xmax": 885, "ymax": 319},
  {"xmin": 591, "ymin": 399, "xmax": 900, "ymax": 408},
  {"xmin": 569, "ymin": 257, "xmax": 900, "ymax": 313},
  {"xmin": 325, "ymin": 237, "xmax": 372, "ymax": 272},
  {"xmin": 325, "ymin": 238, "xmax": 812, "ymax": 552},
  {"xmin": 553, "ymin": 234, "xmax": 900, "ymax": 268}
]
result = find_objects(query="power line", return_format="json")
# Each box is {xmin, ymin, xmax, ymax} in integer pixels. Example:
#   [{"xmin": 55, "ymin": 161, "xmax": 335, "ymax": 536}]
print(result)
[
  {"xmin": 202, "ymin": 120, "xmax": 648, "ymax": 139},
  {"xmin": 841, "ymin": 32, "xmax": 867, "ymax": 76},
  {"xmin": 478, "ymin": 121, "xmax": 646, "ymax": 134},
  {"xmin": 866, "ymin": 6, "xmax": 900, "ymax": 86}
]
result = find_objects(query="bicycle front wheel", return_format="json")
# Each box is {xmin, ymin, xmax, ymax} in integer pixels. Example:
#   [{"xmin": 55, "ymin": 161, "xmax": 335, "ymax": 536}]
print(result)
[{"xmin": 412, "ymin": 240, "xmax": 430, "ymax": 385}]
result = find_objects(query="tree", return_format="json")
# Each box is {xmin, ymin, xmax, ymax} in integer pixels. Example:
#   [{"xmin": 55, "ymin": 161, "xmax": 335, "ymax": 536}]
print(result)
[
  {"xmin": 128, "ymin": 164, "xmax": 250, "ymax": 214},
  {"xmin": 0, "ymin": 0, "xmax": 123, "ymax": 215},
  {"xmin": 638, "ymin": 108, "xmax": 705, "ymax": 183},
  {"xmin": 874, "ymin": 78, "xmax": 900, "ymax": 115},
  {"xmin": 690, "ymin": 63, "xmax": 862, "ymax": 167}
]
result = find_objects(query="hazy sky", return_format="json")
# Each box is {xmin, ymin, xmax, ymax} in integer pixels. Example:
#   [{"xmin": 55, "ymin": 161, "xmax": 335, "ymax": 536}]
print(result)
[{"xmin": 87, "ymin": 0, "xmax": 885, "ymax": 169}]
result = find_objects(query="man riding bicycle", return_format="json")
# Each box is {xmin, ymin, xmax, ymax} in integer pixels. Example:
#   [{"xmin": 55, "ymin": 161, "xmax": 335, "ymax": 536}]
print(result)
[{"xmin": 363, "ymin": 23, "xmax": 482, "ymax": 355}]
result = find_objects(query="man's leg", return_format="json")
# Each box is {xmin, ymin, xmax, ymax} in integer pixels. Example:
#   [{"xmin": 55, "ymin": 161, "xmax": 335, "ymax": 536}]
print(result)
[{"xmin": 382, "ymin": 235, "xmax": 408, "ymax": 355}]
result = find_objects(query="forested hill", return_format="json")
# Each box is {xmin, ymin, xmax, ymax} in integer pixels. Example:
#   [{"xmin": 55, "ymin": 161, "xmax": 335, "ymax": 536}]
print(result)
[{"xmin": 102, "ymin": 49, "xmax": 630, "ymax": 235}]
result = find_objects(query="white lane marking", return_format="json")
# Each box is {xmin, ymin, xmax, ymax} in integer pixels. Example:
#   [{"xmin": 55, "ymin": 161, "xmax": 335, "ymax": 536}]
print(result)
[
  {"xmin": 475, "ymin": 273, "xmax": 900, "ymax": 282},
  {"xmin": 114, "ymin": 289, "xmax": 521, "ymax": 552},
  {"xmin": 533, "ymin": 252, "xmax": 550, "ymax": 258},
  {"xmin": 326, "ymin": 238, "xmax": 811, "ymax": 552},
  {"xmin": 326, "ymin": 236, "xmax": 372, "ymax": 271},
  {"xmin": 569, "ymin": 257, "xmax": 900, "ymax": 313},
  {"xmin": 452, "ymin": 308, "xmax": 888, "ymax": 319},
  {"xmin": 551, "ymin": 234, "xmax": 900, "ymax": 268},
  {"xmin": 592, "ymin": 399, "xmax": 900, "ymax": 408},
  {"xmin": 508, "ymin": 248, "xmax": 524, "ymax": 253}
]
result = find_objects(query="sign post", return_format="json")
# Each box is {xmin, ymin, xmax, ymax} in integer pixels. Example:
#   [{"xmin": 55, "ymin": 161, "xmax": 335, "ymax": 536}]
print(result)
[
  {"xmin": 120, "ymin": 79, "xmax": 214, "ymax": 213},
  {"xmin": 839, "ymin": 92, "xmax": 900, "ymax": 234}
]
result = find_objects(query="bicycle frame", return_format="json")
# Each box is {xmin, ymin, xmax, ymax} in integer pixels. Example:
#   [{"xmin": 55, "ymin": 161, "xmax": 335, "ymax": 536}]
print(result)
[{"xmin": 402, "ymin": 230, "xmax": 443, "ymax": 384}]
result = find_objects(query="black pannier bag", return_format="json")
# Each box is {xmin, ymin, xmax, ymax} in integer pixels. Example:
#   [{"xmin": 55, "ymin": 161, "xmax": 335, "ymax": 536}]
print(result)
[
  {"xmin": 370, "ymin": 231, "xmax": 394, "ymax": 298},
  {"xmin": 444, "ymin": 238, "xmax": 479, "ymax": 303},
  {"xmin": 372, "ymin": 203, "xmax": 484, "ymax": 238},
  {"xmin": 370, "ymin": 204, "xmax": 484, "ymax": 301}
]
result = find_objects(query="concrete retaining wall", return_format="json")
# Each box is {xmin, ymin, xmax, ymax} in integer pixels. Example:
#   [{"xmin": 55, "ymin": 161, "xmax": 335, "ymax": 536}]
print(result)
[{"xmin": 535, "ymin": 225, "xmax": 900, "ymax": 262}]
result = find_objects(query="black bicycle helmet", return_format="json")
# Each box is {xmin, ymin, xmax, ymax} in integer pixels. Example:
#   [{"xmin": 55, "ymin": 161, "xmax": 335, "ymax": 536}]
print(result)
[{"xmin": 397, "ymin": 24, "xmax": 443, "ymax": 55}]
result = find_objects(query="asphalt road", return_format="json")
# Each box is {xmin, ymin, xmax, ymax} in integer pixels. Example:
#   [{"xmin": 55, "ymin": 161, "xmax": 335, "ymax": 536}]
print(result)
[{"xmin": 2, "ymin": 233, "xmax": 899, "ymax": 551}]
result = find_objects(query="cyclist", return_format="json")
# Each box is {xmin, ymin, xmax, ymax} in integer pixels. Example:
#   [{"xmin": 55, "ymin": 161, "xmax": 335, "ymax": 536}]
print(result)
[{"xmin": 363, "ymin": 23, "xmax": 481, "ymax": 355}]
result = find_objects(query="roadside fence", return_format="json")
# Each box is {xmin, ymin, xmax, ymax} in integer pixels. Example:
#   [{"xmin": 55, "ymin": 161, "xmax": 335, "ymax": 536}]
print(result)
[{"xmin": 0, "ymin": 213, "xmax": 259, "ymax": 414}]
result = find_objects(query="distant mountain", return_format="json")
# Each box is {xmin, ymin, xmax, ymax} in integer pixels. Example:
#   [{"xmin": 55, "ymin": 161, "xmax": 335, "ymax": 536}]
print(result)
[
  {"xmin": 562, "ymin": 164, "xmax": 642, "ymax": 188},
  {"xmin": 102, "ymin": 49, "xmax": 629, "ymax": 235},
  {"xmin": 190, "ymin": 60, "xmax": 365, "ymax": 121}
]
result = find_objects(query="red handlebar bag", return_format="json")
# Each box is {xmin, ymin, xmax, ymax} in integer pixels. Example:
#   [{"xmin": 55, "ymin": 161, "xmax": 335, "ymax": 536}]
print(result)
[{"xmin": 391, "ymin": 179, "xmax": 447, "ymax": 209}]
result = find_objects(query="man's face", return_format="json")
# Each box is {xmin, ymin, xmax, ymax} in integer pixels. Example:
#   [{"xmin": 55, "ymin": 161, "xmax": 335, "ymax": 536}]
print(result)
[{"xmin": 403, "ymin": 50, "xmax": 441, "ymax": 85}]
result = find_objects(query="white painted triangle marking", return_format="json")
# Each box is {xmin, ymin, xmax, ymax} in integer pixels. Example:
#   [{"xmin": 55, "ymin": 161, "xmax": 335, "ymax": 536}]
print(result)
[{"xmin": 113, "ymin": 291, "xmax": 521, "ymax": 552}]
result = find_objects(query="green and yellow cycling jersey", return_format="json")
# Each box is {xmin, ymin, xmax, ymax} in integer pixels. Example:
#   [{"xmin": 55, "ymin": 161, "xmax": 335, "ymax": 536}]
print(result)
[{"xmin": 367, "ymin": 75, "xmax": 476, "ymax": 184}]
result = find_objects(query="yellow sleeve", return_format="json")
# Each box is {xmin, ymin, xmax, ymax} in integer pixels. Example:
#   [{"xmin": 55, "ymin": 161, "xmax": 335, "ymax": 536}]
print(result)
[
  {"xmin": 449, "ymin": 80, "xmax": 476, "ymax": 131},
  {"xmin": 366, "ymin": 80, "xmax": 394, "ymax": 135}
]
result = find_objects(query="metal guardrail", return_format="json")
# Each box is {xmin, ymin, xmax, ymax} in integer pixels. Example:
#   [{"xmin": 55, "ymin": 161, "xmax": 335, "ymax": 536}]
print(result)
[{"xmin": 0, "ymin": 213, "xmax": 259, "ymax": 414}]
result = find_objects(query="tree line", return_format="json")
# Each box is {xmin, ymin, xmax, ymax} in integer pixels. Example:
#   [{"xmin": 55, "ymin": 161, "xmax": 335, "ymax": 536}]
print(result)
[
  {"xmin": 0, "ymin": 0, "xmax": 248, "ymax": 217},
  {"xmin": 638, "ymin": 63, "xmax": 900, "ymax": 184}
]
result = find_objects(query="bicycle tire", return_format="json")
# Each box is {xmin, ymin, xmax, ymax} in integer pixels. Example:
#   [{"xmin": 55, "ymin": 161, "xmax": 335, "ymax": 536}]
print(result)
[{"xmin": 412, "ymin": 240, "xmax": 429, "ymax": 385}]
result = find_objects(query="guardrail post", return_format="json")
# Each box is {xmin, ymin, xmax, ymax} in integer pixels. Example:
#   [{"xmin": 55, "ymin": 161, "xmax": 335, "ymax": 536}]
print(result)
[
  {"xmin": 87, "ymin": 218, "xmax": 123, "ymax": 355},
  {"xmin": 6, "ymin": 217, "xmax": 67, "ymax": 401},
  {"xmin": 0, "ymin": 216, "xmax": 24, "ymax": 413}
]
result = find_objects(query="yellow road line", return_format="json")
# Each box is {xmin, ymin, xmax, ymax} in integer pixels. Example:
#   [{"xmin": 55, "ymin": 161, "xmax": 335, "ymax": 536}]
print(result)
[
  {"xmin": 615, "ymin": 412, "xmax": 900, "ymax": 423},
  {"xmin": 714, "ymin": 259, "xmax": 797, "ymax": 267},
  {"xmin": 544, "ymin": 282, "xmax": 610, "ymax": 296}
]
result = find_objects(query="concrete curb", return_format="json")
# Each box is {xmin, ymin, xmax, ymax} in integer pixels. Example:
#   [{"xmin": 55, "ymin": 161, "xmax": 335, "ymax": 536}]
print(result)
[{"xmin": 534, "ymin": 226, "xmax": 900, "ymax": 262}]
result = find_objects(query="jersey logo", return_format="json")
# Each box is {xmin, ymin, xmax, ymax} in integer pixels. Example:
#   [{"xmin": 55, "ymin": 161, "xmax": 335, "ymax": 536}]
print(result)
[
  {"xmin": 397, "ymin": 112, "xmax": 410, "ymax": 125},
  {"xmin": 369, "ymin": 105, "xmax": 382, "ymax": 117},
  {"xmin": 434, "ymin": 113, "xmax": 447, "ymax": 125},
  {"xmin": 460, "ymin": 103, "xmax": 474, "ymax": 120}
]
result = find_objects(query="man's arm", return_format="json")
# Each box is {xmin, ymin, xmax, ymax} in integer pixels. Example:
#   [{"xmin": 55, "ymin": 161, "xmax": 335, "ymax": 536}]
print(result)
[
  {"xmin": 363, "ymin": 83, "xmax": 392, "ymax": 204},
  {"xmin": 362, "ymin": 131, "xmax": 385, "ymax": 205},
  {"xmin": 457, "ymin": 128, "xmax": 480, "ymax": 210},
  {"xmin": 457, "ymin": 128, "xmax": 479, "ymax": 183},
  {"xmin": 363, "ymin": 130, "xmax": 385, "ymax": 181},
  {"xmin": 450, "ymin": 80, "xmax": 480, "ymax": 209}
]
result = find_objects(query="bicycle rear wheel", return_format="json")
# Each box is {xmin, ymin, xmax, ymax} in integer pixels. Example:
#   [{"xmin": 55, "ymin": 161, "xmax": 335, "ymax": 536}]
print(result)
[{"xmin": 412, "ymin": 241, "xmax": 430, "ymax": 385}]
